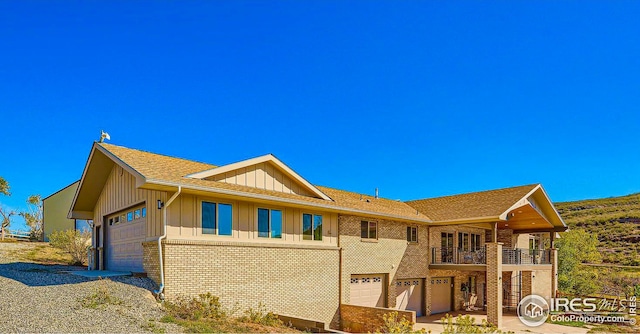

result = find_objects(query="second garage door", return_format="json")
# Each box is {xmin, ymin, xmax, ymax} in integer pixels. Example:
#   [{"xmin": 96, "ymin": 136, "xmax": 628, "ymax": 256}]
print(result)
[
  {"xmin": 350, "ymin": 274, "xmax": 385, "ymax": 307},
  {"xmin": 105, "ymin": 205, "xmax": 146, "ymax": 272},
  {"xmin": 396, "ymin": 279, "xmax": 424, "ymax": 316},
  {"xmin": 431, "ymin": 277, "xmax": 453, "ymax": 314}
]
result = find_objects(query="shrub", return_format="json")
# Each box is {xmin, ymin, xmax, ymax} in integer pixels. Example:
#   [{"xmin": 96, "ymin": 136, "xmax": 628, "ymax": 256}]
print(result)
[
  {"xmin": 238, "ymin": 302, "xmax": 282, "ymax": 327},
  {"xmin": 80, "ymin": 279, "xmax": 122, "ymax": 308},
  {"xmin": 376, "ymin": 311, "xmax": 426, "ymax": 334},
  {"xmin": 441, "ymin": 314, "xmax": 512, "ymax": 334},
  {"xmin": 48, "ymin": 229, "xmax": 90, "ymax": 265},
  {"xmin": 164, "ymin": 293, "xmax": 227, "ymax": 321}
]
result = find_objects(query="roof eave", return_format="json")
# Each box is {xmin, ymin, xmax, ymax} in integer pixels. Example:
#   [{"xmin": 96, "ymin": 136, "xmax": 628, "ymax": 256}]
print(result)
[
  {"xmin": 431, "ymin": 216, "xmax": 502, "ymax": 225},
  {"xmin": 143, "ymin": 178, "xmax": 433, "ymax": 224}
]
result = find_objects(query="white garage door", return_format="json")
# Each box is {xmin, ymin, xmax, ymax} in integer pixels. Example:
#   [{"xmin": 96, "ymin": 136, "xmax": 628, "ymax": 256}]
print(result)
[
  {"xmin": 396, "ymin": 279, "xmax": 424, "ymax": 316},
  {"xmin": 105, "ymin": 205, "xmax": 146, "ymax": 272},
  {"xmin": 431, "ymin": 277, "xmax": 453, "ymax": 314},
  {"xmin": 350, "ymin": 274, "xmax": 385, "ymax": 307}
]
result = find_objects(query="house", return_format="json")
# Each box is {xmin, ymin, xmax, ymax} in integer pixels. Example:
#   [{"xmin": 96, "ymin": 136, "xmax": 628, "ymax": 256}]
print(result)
[
  {"xmin": 43, "ymin": 180, "xmax": 91, "ymax": 241},
  {"xmin": 68, "ymin": 142, "xmax": 567, "ymax": 330}
]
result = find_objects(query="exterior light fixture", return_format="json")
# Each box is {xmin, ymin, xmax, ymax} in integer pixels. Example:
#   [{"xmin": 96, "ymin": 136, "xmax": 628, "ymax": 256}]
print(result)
[{"xmin": 157, "ymin": 200, "xmax": 164, "ymax": 209}]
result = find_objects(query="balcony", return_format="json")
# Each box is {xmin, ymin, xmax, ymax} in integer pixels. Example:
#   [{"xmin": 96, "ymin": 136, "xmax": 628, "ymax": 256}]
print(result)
[
  {"xmin": 430, "ymin": 247, "xmax": 552, "ymax": 266},
  {"xmin": 502, "ymin": 248, "xmax": 551, "ymax": 265},
  {"xmin": 431, "ymin": 247, "xmax": 486, "ymax": 265}
]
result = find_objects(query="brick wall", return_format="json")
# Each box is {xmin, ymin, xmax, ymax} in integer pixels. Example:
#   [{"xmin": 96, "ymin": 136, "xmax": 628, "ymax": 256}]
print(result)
[
  {"xmin": 339, "ymin": 215, "xmax": 429, "ymax": 308},
  {"xmin": 340, "ymin": 304, "xmax": 415, "ymax": 333},
  {"xmin": 160, "ymin": 239, "xmax": 340, "ymax": 329},
  {"xmin": 486, "ymin": 243, "xmax": 502, "ymax": 327},
  {"xmin": 497, "ymin": 229, "xmax": 513, "ymax": 248},
  {"xmin": 142, "ymin": 242, "xmax": 162, "ymax": 286}
]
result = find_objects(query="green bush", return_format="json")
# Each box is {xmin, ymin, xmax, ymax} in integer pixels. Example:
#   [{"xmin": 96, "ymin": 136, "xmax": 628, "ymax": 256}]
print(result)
[{"xmin": 48, "ymin": 229, "xmax": 91, "ymax": 266}]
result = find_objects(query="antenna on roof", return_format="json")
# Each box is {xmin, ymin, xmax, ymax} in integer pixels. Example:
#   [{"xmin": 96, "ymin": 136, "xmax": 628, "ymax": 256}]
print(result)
[{"xmin": 99, "ymin": 130, "xmax": 111, "ymax": 143}]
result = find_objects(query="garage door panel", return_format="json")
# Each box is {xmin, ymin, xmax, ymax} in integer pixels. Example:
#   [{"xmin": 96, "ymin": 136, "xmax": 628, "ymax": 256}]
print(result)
[
  {"xmin": 396, "ymin": 279, "xmax": 424, "ymax": 316},
  {"xmin": 350, "ymin": 274, "xmax": 385, "ymax": 308},
  {"xmin": 105, "ymin": 206, "xmax": 145, "ymax": 272},
  {"xmin": 431, "ymin": 277, "xmax": 453, "ymax": 314}
]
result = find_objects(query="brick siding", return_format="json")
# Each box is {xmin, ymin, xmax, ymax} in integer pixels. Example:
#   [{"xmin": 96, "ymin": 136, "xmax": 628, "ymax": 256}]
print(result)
[{"xmin": 159, "ymin": 239, "xmax": 340, "ymax": 329}]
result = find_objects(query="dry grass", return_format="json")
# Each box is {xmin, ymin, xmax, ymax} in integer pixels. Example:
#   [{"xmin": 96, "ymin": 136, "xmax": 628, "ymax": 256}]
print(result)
[
  {"xmin": 10, "ymin": 243, "xmax": 76, "ymax": 265},
  {"xmin": 161, "ymin": 293, "xmax": 300, "ymax": 333}
]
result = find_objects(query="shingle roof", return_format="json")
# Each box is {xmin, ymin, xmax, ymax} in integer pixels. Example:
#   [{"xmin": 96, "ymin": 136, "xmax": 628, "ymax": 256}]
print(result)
[
  {"xmin": 97, "ymin": 143, "xmax": 431, "ymax": 221},
  {"xmin": 406, "ymin": 184, "xmax": 539, "ymax": 221},
  {"xmin": 99, "ymin": 143, "xmax": 216, "ymax": 179}
]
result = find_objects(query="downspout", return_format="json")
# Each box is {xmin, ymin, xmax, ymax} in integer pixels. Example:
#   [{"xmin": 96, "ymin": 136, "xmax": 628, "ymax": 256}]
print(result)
[{"xmin": 153, "ymin": 186, "xmax": 181, "ymax": 300}]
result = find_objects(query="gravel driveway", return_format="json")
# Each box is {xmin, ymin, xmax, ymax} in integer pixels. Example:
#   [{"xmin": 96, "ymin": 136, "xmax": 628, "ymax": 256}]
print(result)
[{"xmin": 0, "ymin": 242, "xmax": 181, "ymax": 333}]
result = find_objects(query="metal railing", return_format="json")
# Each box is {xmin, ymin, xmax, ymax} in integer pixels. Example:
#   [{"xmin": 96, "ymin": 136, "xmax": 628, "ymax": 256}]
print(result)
[
  {"xmin": 430, "ymin": 246, "xmax": 551, "ymax": 265},
  {"xmin": 431, "ymin": 247, "xmax": 486, "ymax": 264},
  {"xmin": 502, "ymin": 248, "xmax": 551, "ymax": 265}
]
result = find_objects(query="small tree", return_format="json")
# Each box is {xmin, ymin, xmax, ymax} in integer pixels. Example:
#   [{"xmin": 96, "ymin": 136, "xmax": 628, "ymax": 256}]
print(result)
[
  {"xmin": 20, "ymin": 194, "xmax": 43, "ymax": 241},
  {"xmin": 0, "ymin": 177, "xmax": 13, "ymax": 240},
  {"xmin": 49, "ymin": 229, "xmax": 91, "ymax": 265},
  {"xmin": 556, "ymin": 229, "xmax": 602, "ymax": 295}
]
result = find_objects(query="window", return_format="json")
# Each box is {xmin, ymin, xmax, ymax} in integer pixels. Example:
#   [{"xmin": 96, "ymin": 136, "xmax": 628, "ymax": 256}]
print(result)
[
  {"xmin": 127, "ymin": 212, "xmax": 133, "ymax": 222},
  {"xmin": 134, "ymin": 209, "xmax": 141, "ymax": 220},
  {"xmin": 202, "ymin": 202, "xmax": 233, "ymax": 236},
  {"xmin": 361, "ymin": 221, "xmax": 377, "ymax": 239},
  {"xmin": 302, "ymin": 214, "xmax": 322, "ymax": 241},
  {"xmin": 258, "ymin": 208, "xmax": 282, "ymax": 238},
  {"xmin": 407, "ymin": 226, "xmax": 418, "ymax": 243},
  {"xmin": 458, "ymin": 232, "xmax": 469, "ymax": 251},
  {"xmin": 141, "ymin": 207, "xmax": 147, "ymax": 218},
  {"xmin": 471, "ymin": 234, "xmax": 482, "ymax": 250},
  {"xmin": 109, "ymin": 218, "xmax": 114, "ymax": 226}
]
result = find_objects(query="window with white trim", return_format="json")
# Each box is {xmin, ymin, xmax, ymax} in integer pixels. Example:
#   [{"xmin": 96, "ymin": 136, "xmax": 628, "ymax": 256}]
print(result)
[{"xmin": 407, "ymin": 226, "xmax": 418, "ymax": 243}]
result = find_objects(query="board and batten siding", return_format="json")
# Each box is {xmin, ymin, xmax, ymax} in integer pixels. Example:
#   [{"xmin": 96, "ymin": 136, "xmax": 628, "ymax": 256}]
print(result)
[
  {"xmin": 93, "ymin": 165, "xmax": 167, "ymax": 239},
  {"xmin": 204, "ymin": 162, "xmax": 315, "ymax": 197},
  {"xmin": 166, "ymin": 194, "xmax": 338, "ymax": 245}
]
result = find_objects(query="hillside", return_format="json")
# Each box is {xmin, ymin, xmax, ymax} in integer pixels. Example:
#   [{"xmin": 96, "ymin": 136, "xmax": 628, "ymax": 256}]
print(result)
[{"xmin": 555, "ymin": 193, "xmax": 640, "ymax": 266}]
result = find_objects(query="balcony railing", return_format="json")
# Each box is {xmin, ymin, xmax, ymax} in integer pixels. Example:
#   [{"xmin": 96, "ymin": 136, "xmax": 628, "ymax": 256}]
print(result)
[
  {"xmin": 430, "ymin": 247, "xmax": 552, "ymax": 265},
  {"xmin": 431, "ymin": 247, "xmax": 486, "ymax": 264},
  {"xmin": 502, "ymin": 248, "xmax": 551, "ymax": 265}
]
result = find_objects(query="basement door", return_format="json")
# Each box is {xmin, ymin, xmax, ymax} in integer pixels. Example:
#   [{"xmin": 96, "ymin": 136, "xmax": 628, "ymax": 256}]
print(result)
[
  {"xmin": 350, "ymin": 274, "xmax": 386, "ymax": 307},
  {"xmin": 104, "ymin": 205, "xmax": 146, "ymax": 272},
  {"xmin": 395, "ymin": 279, "xmax": 424, "ymax": 316},
  {"xmin": 430, "ymin": 277, "xmax": 453, "ymax": 314}
]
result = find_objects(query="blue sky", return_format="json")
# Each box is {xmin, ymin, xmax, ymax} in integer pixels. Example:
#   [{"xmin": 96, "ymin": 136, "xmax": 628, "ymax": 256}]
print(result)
[{"xmin": 1, "ymin": 1, "xmax": 640, "ymax": 230}]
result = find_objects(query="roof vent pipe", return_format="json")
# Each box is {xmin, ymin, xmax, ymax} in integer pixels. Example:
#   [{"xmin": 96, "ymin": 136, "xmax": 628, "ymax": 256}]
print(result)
[{"xmin": 375, "ymin": 188, "xmax": 379, "ymax": 199}]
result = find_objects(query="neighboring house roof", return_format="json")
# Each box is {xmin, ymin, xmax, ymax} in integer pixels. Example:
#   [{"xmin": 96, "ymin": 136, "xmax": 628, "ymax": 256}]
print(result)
[
  {"xmin": 43, "ymin": 180, "xmax": 80, "ymax": 202},
  {"xmin": 70, "ymin": 142, "xmax": 432, "ymax": 223},
  {"xmin": 406, "ymin": 184, "xmax": 538, "ymax": 222}
]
